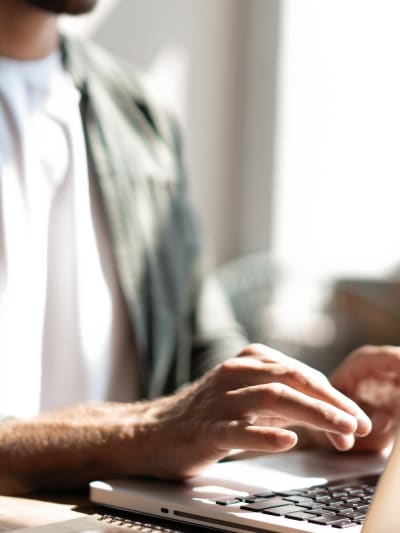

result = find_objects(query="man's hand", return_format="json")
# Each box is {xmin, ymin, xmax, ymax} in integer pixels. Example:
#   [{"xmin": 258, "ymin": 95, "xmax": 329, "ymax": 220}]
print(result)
[
  {"xmin": 0, "ymin": 344, "xmax": 371, "ymax": 493},
  {"xmin": 136, "ymin": 344, "xmax": 371, "ymax": 479},
  {"xmin": 329, "ymin": 345, "xmax": 400, "ymax": 452}
]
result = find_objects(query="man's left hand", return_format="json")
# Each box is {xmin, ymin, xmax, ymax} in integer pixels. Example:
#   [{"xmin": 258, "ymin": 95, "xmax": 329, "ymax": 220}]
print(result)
[{"xmin": 329, "ymin": 345, "xmax": 400, "ymax": 451}]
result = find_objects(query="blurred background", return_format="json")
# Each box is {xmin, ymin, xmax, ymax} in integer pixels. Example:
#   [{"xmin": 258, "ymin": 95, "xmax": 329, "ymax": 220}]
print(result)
[{"xmin": 62, "ymin": 0, "xmax": 400, "ymax": 372}]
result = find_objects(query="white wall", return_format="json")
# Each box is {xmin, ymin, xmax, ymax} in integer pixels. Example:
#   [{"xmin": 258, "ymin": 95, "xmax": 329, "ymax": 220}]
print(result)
[{"xmin": 239, "ymin": 0, "xmax": 280, "ymax": 256}]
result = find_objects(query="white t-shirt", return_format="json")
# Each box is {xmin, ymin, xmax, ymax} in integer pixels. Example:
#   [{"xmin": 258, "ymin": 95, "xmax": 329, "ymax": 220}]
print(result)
[{"xmin": 0, "ymin": 51, "xmax": 139, "ymax": 417}]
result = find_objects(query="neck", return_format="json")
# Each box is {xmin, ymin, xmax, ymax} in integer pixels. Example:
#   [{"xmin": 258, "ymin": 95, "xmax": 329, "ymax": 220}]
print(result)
[{"xmin": 0, "ymin": 1, "xmax": 59, "ymax": 59}]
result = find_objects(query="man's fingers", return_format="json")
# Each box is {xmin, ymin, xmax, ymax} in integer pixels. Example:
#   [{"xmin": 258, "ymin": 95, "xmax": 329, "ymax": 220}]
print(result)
[
  {"xmin": 326, "ymin": 432, "xmax": 356, "ymax": 451},
  {"xmin": 352, "ymin": 345, "xmax": 400, "ymax": 373},
  {"xmin": 227, "ymin": 384, "xmax": 359, "ymax": 435},
  {"xmin": 243, "ymin": 362, "xmax": 368, "ymax": 429},
  {"xmin": 219, "ymin": 354, "xmax": 372, "ymax": 438},
  {"xmin": 214, "ymin": 420, "xmax": 298, "ymax": 453},
  {"xmin": 332, "ymin": 345, "xmax": 400, "ymax": 389}
]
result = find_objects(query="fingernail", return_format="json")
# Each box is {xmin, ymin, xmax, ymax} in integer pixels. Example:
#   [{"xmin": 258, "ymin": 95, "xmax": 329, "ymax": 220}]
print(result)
[
  {"xmin": 355, "ymin": 414, "xmax": 372, "ymax": 437},
  {"xmin": 335, "ymin": 413, "xmax": 357, "ymax": 433},
  {"xmin": 338, "ymin": 434, "xmax": 355, "ymax": 451},
  {"xmin": 346, "ymin": 400, "xmax": 372, "ymax": 434},
  {"xmin": 277, "ymin": 430, "xmax": 297, "ymax": 448}
]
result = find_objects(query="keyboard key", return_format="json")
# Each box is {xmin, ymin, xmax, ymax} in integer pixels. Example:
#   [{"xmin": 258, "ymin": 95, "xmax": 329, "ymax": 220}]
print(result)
[
  {"xmin": 262, "ymin": 505, "xmax": 307, "ymax": 516},
  {"xmin": 310, "ymin": 509, "xmax": 337, "ymax": 516},
  {"xmin": 240, "ymin": 497, "xmax": 289, "ymax": 511},
  {"xmin": 323, "ymin": 503, "xmax": 351, "ymax": 511},
  {"xmin": 345, "ymin": 497, "xmax": 361, "ymax": 504},
  {"xmin": 362, "ymin": 495, "xmax": 373, "ymax": 502},
  {"xmin": 214, "ymin": 497, "xmax": 241, "ymax": 505},
  {"xmin": 300, "ymin": 502, "xmax": 326, "ymax": 510},
  {"xmin": 326, "ymin": 483, "xmax": 350, "ymax": 491},
  {"xmin": 331, "ymin": 492, "xmax": 348, "ymax": 498},
  {"xmin": 351, "ymin": 504, "xmax": 369, "ymax": 511},
  {"xmin": 309, "ymin": 515, "xmax": 351, "ymax": 525},
  {"xmin": 338, "ymin": 510, "xmax": 367, "ymax": 519},
  {"xmin": 285, "ymin": 511, "xmax": 318, "ymax": 521},
  {"xmin": 328, "ymin": 498, "xmax": 350, "ymax": 505},
  {"xmin": 284, "ymin": 495, "xmax": 314, "ymax": 504},
  {"xmin": 304, "ymin": 488, "xmax": 329, "ymax": 496},
  {"xmin": 331, "ymin": 520, "xmax": 355, "ymax": 528},
  {"xmin": 242, "ymin": 496, "xmax": 274, "ymax": 504},
  {"xmin": 315, "ymin": 495, "xmax": 331, "ymax": 502},
  {"xmin": 275, "ymin": 489, "xmax": 305, "ymax": 497},
  {"xmin": 252, "ymin": 490, "xmax": 275, "ymax": 498},
  {"xmin": 240, "ymin": 500, "xmax": 276, "ymax": 512}
]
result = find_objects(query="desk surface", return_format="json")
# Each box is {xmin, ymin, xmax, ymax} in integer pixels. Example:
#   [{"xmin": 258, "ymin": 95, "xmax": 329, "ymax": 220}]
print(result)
[{"xmin": 0, "ymin": 491, "xmax": 209, "ymax": 533}]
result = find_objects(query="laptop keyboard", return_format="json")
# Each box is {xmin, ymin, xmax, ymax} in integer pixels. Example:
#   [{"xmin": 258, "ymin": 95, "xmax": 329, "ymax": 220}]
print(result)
[{"xmin": 213, "ymin": 474, "xmax": 379, "ymax": 529}]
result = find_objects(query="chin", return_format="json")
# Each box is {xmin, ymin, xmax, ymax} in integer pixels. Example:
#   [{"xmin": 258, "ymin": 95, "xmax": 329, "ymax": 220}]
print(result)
[{"xmin": 25, "ymin": 0, "xmax": 98, "ymax": 15}]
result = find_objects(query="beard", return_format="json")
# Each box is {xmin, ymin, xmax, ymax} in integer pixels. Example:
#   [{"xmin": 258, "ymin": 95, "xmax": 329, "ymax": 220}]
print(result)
[{"xmin": 25, "ymin": 0, "xmax": 98, "ymax": 15}]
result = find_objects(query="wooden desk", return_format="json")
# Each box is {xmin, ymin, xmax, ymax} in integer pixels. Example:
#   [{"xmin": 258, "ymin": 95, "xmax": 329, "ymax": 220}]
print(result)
[{"xmin": 0, "ymin": 491, "xmax": 209, "ymax": 533}]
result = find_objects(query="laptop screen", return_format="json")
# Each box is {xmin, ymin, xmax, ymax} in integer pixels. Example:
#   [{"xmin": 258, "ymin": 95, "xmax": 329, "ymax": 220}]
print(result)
[{"xmin": 362, "ymin": 431, "xmax": 400, "ymax": 533}]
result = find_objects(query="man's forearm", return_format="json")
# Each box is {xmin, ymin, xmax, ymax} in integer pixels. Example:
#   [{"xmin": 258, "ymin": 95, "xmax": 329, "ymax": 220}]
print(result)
[{"xmin": 0, "ymin": 402, "xmax": 154, "ymax": 494}]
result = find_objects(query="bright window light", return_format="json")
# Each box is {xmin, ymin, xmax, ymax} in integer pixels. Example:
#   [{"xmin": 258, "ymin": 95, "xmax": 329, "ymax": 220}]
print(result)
[{"xmin": 273, "ymin": 0, "xmax": 400, "ymax": 280}]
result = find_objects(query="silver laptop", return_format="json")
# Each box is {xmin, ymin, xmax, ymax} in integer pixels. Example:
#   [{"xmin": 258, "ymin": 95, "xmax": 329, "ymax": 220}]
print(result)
[{"xmin": 90, "ymin": 433, "xmax": 400, "ymax": 533}]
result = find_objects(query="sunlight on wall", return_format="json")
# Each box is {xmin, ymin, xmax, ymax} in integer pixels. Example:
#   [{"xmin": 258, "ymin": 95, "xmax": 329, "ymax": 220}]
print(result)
[
  {"xmin": 59, "ymin": 0, "xmax": 120, "ymax": 37},
  {"xmin": 147, "ymin": 45, "xmax": 189, "ymax": 125},
  {"xmin": 273, "ymin": 0, "xmax": 400, "ymax": 280}
]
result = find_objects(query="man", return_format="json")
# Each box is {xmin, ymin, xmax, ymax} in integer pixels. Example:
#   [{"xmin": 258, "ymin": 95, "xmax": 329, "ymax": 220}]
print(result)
[{"xmin": 0, "ymin": 0, "xmax": 398, "ymax": 495}]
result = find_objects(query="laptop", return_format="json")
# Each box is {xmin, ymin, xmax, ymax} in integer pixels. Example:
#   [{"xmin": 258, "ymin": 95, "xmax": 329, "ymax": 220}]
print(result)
[{"xmin": 90, "ymin": 433, "xmax": 400, "ymax": 533}]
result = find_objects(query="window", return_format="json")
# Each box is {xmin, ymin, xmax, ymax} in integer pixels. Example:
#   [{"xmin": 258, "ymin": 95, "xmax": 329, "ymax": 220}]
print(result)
[{"xmin": 273, "ymin": 0, "xmax": 400, "ymax": 280}]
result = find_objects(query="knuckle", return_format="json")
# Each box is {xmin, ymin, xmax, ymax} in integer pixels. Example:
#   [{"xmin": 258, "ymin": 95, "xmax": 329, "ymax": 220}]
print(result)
[
  {"xmin": 217, "ymin": 358, "xmax": 244, "ymax": 383},
  {"xmin": 310, "ymin": 368, "xmax": 329, "ymax": 384},
  {"xmin": 353, "ymin": 344, "xmax": 400, "ymax": 361},
  {"xmin": 362, "ymin": 344, "xmax": 374, "ymax": 350},
  {"xmin": 217, "ymin": 360, "xmax": 235, "ymax": 382},
  {"xmin": 353, "ymin": 344, "xmax": 374, "ymax": 357},
  {"xmin": 219, "ymin": 359, "xmax": 236, "ymax": 373},
  {"xmin": 282, "ymin": 365, "xmax": 301, "ymax": 382},
  {"xmin": 315, "ymin": 401, "xmax": 330, "ymax": 419},
  {"xmin": 263, "ymin": 382, "xmax": 287, "ymax": 406},
  {"xmin": 279, "ymin": 364, "xmax": 316, "ymax": 388},
  {"xmin": 215, "ymin": 419, "xmax": 229, "ymax": 442},
  {"xmin": 217, "ymin": 420, "xmax": 242, "ymax": 447},
  {"xmin": 238, "ymin": 343, "xmax": 265, "ymax": 357},
  {"xmin": 380, "ymin": 345, "xmax": 400, "ymax": 357},
  {"xmin": 317, "ymin": 402, "xmax": 346, "ymax": 428}
]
